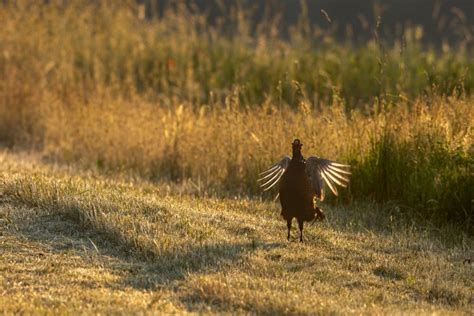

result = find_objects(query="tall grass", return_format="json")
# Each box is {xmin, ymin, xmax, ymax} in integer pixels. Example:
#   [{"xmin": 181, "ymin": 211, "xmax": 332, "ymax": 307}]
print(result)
[
  {"xmin": 38, "ymin": 95, "xmax": 471, "ymax": 231},
  {"xmin": 0, "ymin": 1, "xmax": 472, "ymax": 231},
  {"xmin": 1, "ymin": 1, "xmax": 472, "ymax": 109}
]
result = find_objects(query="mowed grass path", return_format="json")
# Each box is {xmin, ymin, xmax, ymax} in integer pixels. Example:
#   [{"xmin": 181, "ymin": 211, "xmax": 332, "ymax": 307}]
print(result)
[{"xmin": 0, "ymin": 151, "xmax": 472, "ymax": 314}]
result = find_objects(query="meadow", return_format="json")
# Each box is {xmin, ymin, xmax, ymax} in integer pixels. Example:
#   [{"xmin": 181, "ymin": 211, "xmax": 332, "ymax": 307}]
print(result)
[
  {"xmin": 0, "ymin": 1, "xmax": 473, "ymax": 313},
  {"xmin": 1, "ymin": 151, "xmax": 473, "ymax": 314}
]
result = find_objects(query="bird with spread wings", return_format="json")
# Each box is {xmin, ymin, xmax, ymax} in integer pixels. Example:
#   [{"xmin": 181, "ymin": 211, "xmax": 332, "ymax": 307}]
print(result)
[{"xmin": 259, "ymin": 139, "xmax": 351, "ymax": 242}]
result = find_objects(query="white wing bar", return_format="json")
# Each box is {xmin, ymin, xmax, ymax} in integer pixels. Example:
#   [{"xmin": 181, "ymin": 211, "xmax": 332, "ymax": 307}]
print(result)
[
  {"xmin": 306, "ymin": 156, "xmax": 351, "ymax": 199},
  {"xmin": 258, "ymin": 156, "xmax": 291, "ymax": 191}
]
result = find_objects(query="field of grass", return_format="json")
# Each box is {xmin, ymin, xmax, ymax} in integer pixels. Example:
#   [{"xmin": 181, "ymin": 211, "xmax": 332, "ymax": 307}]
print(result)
[
  {"xmin": 1, "ymin": 151, "xmax": 473, "ymax": 314},
  {"xmin": 0, "ymin": 1, "xmax": 473, "ymax": 313}
]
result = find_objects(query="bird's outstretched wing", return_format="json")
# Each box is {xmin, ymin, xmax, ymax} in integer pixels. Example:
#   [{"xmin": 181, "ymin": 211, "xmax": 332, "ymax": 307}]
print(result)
[
  {"xmin": 258, "ymin": 156, "xmax": 291, "ymax": 191},
  {"xmin": 305, "ymin": 156, "xmax": 351, "ymax": 201}
]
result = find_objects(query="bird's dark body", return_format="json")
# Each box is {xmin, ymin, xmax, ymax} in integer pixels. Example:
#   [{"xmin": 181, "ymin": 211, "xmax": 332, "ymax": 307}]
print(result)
[
  {"xmin": 279, "ymin": 158, "xmax": 315, "ymax": 223},
  {"xmin": 277, "ymin": 140, "xmax": 325, "ymax": 242}
]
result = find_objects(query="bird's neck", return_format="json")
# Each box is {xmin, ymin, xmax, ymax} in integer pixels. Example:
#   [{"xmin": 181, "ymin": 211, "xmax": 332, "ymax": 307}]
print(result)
[{"xmin": 292, "ymin": 149, "xmax": 304, "ymax": 162}]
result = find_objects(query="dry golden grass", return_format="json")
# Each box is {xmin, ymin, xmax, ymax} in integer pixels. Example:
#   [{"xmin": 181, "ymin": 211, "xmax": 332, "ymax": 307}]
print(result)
[
  {"xmin": 0, "ymin": 1, "xmax": 472, "ymax": 227},
  {"xmin": 37, "ymin": 94, "xmax": 473, "ymax": 228},
  {"xmin": 40, "ymin": 94, "xmax": 472, "ymax": 184},
  {"xmin": 1, "ymin": 151, "xmax": 472, "ymax": 314},
  {"xmin": 0, "ymin": 2, "xmax": 473, "ymax": 313}
]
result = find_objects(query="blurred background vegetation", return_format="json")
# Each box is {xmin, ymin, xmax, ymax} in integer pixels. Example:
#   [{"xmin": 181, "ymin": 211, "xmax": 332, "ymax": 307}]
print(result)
[{"xmin": 0, "ymin": 0, "xmax": 472, "ymax": 233}]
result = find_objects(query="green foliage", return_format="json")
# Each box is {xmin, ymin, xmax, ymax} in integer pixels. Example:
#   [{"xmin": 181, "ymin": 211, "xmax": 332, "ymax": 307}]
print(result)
[{"xmin": 350, "ymin": 130, "xmax": 473, "ymax": 232}]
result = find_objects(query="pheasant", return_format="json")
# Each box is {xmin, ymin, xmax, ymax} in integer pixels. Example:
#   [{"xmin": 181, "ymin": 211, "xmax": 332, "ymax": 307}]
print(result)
[{"xmin": 258, "ymin": 139, "xmax": 350, "ymax": 242}]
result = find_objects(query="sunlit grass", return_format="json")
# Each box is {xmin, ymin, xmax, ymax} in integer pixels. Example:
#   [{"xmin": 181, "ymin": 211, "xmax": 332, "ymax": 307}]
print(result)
[
  {"xmin": 34, "ymin": 95, "xmax": 472, "ymax": 230},
  {"xmin": 0, "ymin": 151, "xmax": 472, "ymax": 314},
  {"xmin": 0, "ymin": 2, "xmax": 472, "ymax": 229},
  {"xmin": 0, "ymin": 1, "xmax": 472, "ymax": 108},
  {"xmin": 0, "ymin": 2, "xmax": 472, "ymax": 314}
]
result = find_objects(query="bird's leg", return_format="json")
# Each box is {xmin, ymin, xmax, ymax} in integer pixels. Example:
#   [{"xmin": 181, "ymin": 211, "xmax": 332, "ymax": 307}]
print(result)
[
  {"xmin": 298, "ymin": 219, "xmax": 304, "ymax": 242},
  {"xmin": 286, "ymin": 219, "xmax": 292, "ymax": 241}
]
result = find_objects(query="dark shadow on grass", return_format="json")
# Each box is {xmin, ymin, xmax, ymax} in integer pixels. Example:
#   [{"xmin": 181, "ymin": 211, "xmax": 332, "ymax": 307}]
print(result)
[
  {"xmin": 122, "ymin": 240, "xmax": 282, "ymax": 290},
  {"xmin": 12, "ymin": 210, "xmax": 282, "ymax": 291}
]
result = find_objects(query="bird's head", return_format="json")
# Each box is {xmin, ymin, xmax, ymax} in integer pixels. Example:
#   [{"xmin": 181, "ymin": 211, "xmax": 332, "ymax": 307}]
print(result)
[
  {"xmin": 292, "ymin": 139, "xmax": 303, "ymax": 158},
  {"xmin": 292, "ymin": 139, "xmax": 303, "ymax": 151}
]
